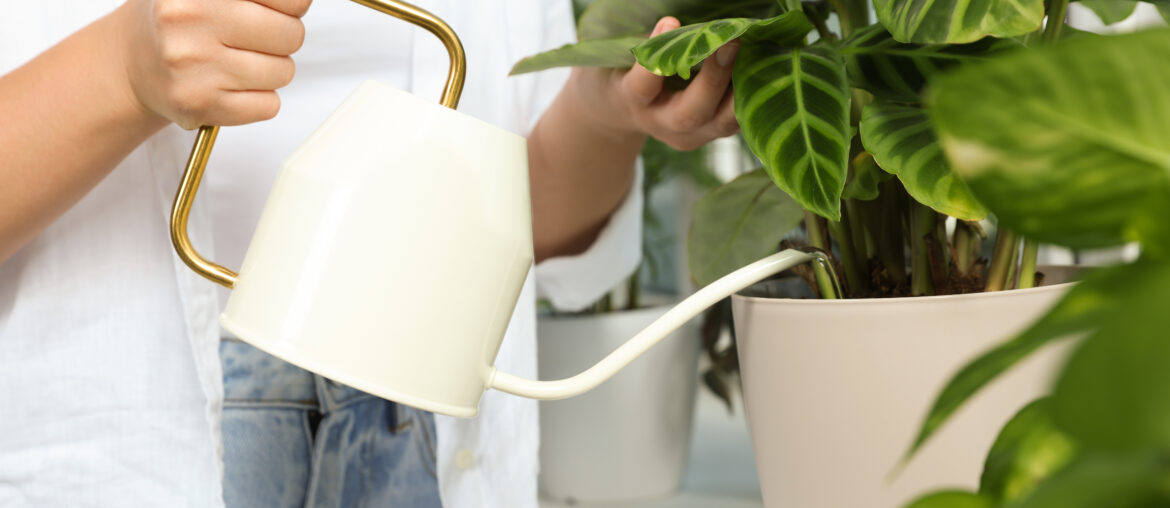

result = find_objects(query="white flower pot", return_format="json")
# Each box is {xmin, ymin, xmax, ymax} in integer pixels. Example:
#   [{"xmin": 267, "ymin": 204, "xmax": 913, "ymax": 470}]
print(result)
[
  {"xmin": 731, "ymin": 267, "xmax": 1079, "ymax": 508},
  {"xmin": 537, "ymin": 303, "xmax": 701, "ymax": 503}
]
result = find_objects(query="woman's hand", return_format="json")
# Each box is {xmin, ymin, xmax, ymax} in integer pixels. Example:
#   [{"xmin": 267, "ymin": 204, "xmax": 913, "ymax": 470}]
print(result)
[
  {"xmin": 121, "ymin": 0, "xmax": 312, "ymax": 129},
  {"xmin": 564, "ymin": 16, "xmax": 741, "ymax": 151}
]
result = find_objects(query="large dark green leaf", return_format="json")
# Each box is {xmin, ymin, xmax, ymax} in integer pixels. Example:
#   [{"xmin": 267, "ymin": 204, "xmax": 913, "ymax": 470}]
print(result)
[
  {"xmin": 1159, "ymin": 2, "xmax": 1170, "ymax": 23},
  {"xmin": 1009, "ymin": 453, "xmax": 1170, "ymax": 508},
  {"xmin": 980, "ymin": 399, "xmax": 1077, "ymax": 504},
  {"xmin": 733, "ymin": 42, "xmax": 851, "ymax": 220},
  {"xmin": 1049, "ymin": 260, "xmax": 1170, "ymax": 452},
  {"xmin": 903, "ymin": 491, "xmax": 995, "ymax": 508},
  {"xmin": 631, "ymin": 12, "xmax": 812, "ymax": 79},
  {"xmin": 860, "ymin": 101, "xmax": 987, "ymax": 220},
  {"xmin": 1080, "ymin": 0, "xmax": 1139, "ymax": 24},
  {"xmin": 873, "ymin": 0, "xmax": 1045, "ymax": 44},
  {"xmin": 841, "ymin": 24, "xmax": 1021, "ymax": 103},
  {"xmin": 509, "ymin": 36, "xmax": 644, "ymax": 75},
  {"xmin": 687, "ymin": 168, "xmax": 804, "ymax": 286},
  {"xmin": 577, "ymin": 0, "xmax": 779, "ymax": 40},
  {"xmin": 929, "ymin": 29, "xmax": 1170, "ymax": 250}
]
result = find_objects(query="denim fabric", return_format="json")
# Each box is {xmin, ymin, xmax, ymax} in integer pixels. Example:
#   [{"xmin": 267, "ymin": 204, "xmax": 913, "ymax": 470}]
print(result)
[{"xmin": 220, "ymin": 339, "xmax": 442, "ymax": 508}]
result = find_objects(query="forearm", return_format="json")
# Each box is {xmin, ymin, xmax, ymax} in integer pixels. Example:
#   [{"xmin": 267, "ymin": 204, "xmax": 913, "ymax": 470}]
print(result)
[
  {"xmin": 527, "ymin": 74, "xmax": 644, "ymax": 263},
  {"xmin": 0, "ymin": 5, "xmax": 166, "ymax": 263}
]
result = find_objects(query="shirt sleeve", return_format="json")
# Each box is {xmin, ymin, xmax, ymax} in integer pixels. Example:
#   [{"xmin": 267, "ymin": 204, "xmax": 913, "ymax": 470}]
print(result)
[{"xmin": 506, "ymin": 0, "xmax": 644, "ymax": 313}]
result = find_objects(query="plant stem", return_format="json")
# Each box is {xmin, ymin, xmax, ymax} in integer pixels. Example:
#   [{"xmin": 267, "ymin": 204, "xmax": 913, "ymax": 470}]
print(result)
[
  {"xmin": 1043, "ymin": 0, "xmax": 1069, "ymax": 41},
  {"xmin": 1017, "ymin": 238, "xmax": 1040, "ymax": 289},
  {"xmin": 876, "ymin": 181, "xmax": 908, "ymax": 286},
  {"xmin": 1004, "ymin": 238, "xmax": 1020, "ymax": 290},
  {"xmin": 845, "ymin": 199, "xmax": 870, "ymax": 261},
  {"xmin": 909, "ymin": 202, "xmax": 936, "ymax": 296},
  {"xmin": 825, "ymin": 0, "xmax": 854, "ymax": 37},
  {"xmin": 829, "ymin": 215, "xmax": 865, "ymax": 295},
  {"xmin": 954, "ymin": 221, "xmax": 975, "ymax": 276},
  {"xmin": 804, "ymin": 210, "xmax": 830, "ymax": 252},
  {"xmin": 626, "ymin": 268, "xmax": 641, "ymax": 311},
  {"xmin": 807, "ymin": 5, "xmax": 838, "ymax": 41},
  {"xmin": 984, "ymin": 229, "xmax": 1019, "ymax": 292}
]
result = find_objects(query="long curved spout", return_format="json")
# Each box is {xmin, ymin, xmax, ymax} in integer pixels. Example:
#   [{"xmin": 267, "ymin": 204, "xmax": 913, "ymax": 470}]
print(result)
[{"xmin": 487, "ymin": 249, "xmax": 834, "ymax": 400}]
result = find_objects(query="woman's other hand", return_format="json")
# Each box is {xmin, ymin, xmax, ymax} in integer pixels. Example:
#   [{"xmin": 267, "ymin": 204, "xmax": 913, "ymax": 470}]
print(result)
[
  {"xmin": 121, "ymin": 0, "xmax": 312, "ymax": 129},
  {"xmin": 564, "ymin": 16, "xmax": 740, "ymax": 151}
]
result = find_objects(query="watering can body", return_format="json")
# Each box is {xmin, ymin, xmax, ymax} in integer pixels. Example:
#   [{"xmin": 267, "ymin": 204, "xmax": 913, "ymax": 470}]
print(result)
[{"xmin": 219, "ymin": 81, "xmax": 532, "ymax": 417}]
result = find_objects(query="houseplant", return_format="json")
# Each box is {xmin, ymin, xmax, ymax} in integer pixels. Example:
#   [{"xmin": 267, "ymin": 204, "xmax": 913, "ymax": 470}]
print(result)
[
  {"xmin": 535, "ymin": 138, "xmax": 721, "ymax": 503},
  {"xmin": 512, "ymin": 0, "xmax": 1169, "ymax": 505}
]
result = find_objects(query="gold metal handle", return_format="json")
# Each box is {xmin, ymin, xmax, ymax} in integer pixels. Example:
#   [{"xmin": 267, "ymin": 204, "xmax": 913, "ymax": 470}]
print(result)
[{"xmin": 169, "ymin": 0, "xmax": 467, "ymax": 289}]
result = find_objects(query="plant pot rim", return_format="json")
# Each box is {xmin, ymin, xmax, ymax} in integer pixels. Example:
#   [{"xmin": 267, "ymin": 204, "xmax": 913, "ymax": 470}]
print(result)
[{"xmin": 733, "ymin": 264, "xmax": 1080, "ymax": 307}]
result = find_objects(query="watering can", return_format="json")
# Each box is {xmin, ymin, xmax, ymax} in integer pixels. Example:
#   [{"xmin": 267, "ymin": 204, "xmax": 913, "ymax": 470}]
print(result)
[{"xmin": 169, "ymin": 0, "xmax": 836, "ymax": 418}]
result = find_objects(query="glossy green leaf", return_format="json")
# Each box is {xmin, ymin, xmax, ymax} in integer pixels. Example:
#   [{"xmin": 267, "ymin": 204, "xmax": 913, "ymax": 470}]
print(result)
[
  {"xmin": 860, "ymin": 101, "xmax": 987, "ymax": 220},
  {"xmin": 980, "ymin": 399, "xmax": 1077, "ymax": 504},
  {"xmin": 1050, "ymin": 261, "xmax": 1170, "ymax": 452},
  {"xmin": 577, "ymin": 0, "xmax": 779, "ymax": 40},
  {"xmin": 1009, "ymin": 453, "xmax": 1170, "ymax": 508},
  {"xmin": 509, "ymin": 36, "xmax": 644, "ymax": 75},
  {"xmin": 843, "ymin": 152, "xmax": 892, "ymax": 200},
  {"xmin": 733, "ymin": 42, "xmax": 851, "ymax": 220},
  {"xmin": 1080, "ymin": 0, "xmax": 1139, "ymax": 24},
  {"xmin": 632, "ymin": 12, "xmax": 812, "ymax": 79},
  {"xmin": 842, "ymin": 25, "xmax": 1021, "ymax": 103},
  {"xmin": 930, "ymin": 29, "xmax": 1170, "ymax": 250},
  {"xmin": 903, "ymin": 491, "xmax": 995, "ymax": 508},
  {"xmin": 1159, "ymin": 2, "xmax": 1170, "ymax": 24},
  {"xmin": 873, "ymin": 0, "xmax": 1045, "ymax": 43},
  {"xmin": 687, "ymin": 169, "xmax": 804, "ymax": 286}
]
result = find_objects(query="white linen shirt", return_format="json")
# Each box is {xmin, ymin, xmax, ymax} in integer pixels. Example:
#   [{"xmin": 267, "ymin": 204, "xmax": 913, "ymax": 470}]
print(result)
[{"xmin": 0, "ymin": 1, "xmax": 643, "ymax": 506}]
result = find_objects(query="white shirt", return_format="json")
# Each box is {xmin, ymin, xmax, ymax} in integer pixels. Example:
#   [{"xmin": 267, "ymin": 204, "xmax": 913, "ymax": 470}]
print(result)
[{"xmin": 0, "ymin": 1, "xmax": 642, "ymax": 506}]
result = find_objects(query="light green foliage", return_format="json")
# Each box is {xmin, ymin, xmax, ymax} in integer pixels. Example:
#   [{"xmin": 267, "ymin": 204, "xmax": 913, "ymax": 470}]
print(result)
[
  {"xmin": 903, "ymin": 491, "xmax": 995, "ymax": 508},
  {"xmin": 843, "ymin": 152, "xmax": 891, "ymax": 200},
  {"xmin": 631, "ymin": 12, "xmax": 812, "ymax": 79},
  {"xmin": 733, "ymin": 42, "xmax": 851, "ymax": 220},
  {"xmin": 509, "ymin": 36, "xmax": 644, "ymax": 75},
  {"xmin": 979, "ymin": 399, "xmax": 1077, "ymax": 504},
  {"xmin": 860, "ymin": 101, "xmax": 987, "ymax": 220},
  {"xmin": 930, "ymin": 29, "xmax": 1170, "ymax": 249},
  {"xmin": 576, "ymin": 0, "xmax": 780, "ymax": 40},
  {"xmin": 1050, "ymin": 261, "xmax": 1170, "ymax": 453},
  {"xmin": 687, "ymin": 169, "xmax": 804, "ymax": 287},
  {"xmin": 1008, "ymin": 453, "xmax": 1170, "ymax": 508},
  {"xmin": 841, "ymin": 25, "xmax": 1020, "ymax": 103},
  {"xmin": 1079, "ymin": 0, "xmax": 1138, "ymax": 24},
  {"xmin": 873, "ymin": 0, "xmax": 1045, "ymax": 44}
]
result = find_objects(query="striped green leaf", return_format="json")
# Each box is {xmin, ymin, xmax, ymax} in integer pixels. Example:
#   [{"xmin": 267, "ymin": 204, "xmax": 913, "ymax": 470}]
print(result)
[
  {"xmin": 1080, "ymin": 0, "xmax": 1138, "ymax": 24},
  {"xmin": 903, "ymin": 491, "xmax": 994, "ymax": 508},
  {"xmin": 929, "ymin": 29, "xmax": 1170, "ymax": 249},
  {"xmin": 873, "ymin": 0, "xmax": 1045, "ymax": 44},
  {"xmin": 632, "ymin": 12, "xmax": 813, "ymax": 79},
  {"xmin": 687, "ymin": 168, "xmax": 804, "ymax": 287},
  {"xmin": 979, "ymin": 399, "xmax": 1076, "ymax": 504},
  {"xmin": 860, "ymin": 101, "xmax": 987, "ymax": 220},
  {"xmin": 734, "ymin": 42, "xmax": 851, "ymax": 220},
  {"xmin": 577, "ymin": 0, "xmax": 780, "ymax": 40},
  {"xmin": 842, "ymin": 24, "xmax": 1021, "ymax": 103},
  {"xmin": 509, "ymin": 36, "xmax": 644, "ymax": 75}
]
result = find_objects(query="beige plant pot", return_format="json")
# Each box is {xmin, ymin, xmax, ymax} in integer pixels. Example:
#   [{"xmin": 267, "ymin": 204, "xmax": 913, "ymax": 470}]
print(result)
[
  {"xmin": 731, "ymin": 267, "xmax": 1079, "ymax": 508},
  {"xmin": 537, "ymin": 302, "xmax": 701, "ymax": 504}
]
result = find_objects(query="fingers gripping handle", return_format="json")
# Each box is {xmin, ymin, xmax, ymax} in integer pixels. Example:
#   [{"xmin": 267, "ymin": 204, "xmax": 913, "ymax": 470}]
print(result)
[
  {"xmin": 488, "ymin": 249, "xmax": 839, "ymax": 400},
  {"xmin": 168, "ymin": 0, "xmax": 467, "ymax": 289}
]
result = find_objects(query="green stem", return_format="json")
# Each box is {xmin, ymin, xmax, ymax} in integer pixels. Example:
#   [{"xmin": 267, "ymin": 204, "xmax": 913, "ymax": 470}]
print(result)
[
  {"xmin": 845, "ymin": 199, "xmax": 870, "ymax": 262},
  {"xmin": 807, "ymin": 4, "xmax": 838, "ymax": 41},
  {"xmin": 626, "ymin": 269, "xmax": 641, "ymax": 311},
  {"xmin": 825, "ymin": 0, "xmax": 854, "ymax": 37},
  {"xmin": 805, "ymin": 211, "xmax": 830, "ymax": 251},
  {"xmin": 1017, "ymin": 238, "xmax": 1040, "ymax": 289},
  {"xmin": 1004, "ymin": 238, "xmax": 1020, "ymax": 290},
  {"xmin": 829, "ymin": 215, "xmax": 865, "ymax": 296},
  {"xmin": 876, "ymin": 181, "xmax": 908, "ymax": 286},
  {"xmin": 984, "ymin": 229, "xmax": 1019, "ymax": 292},
  {"xmin": 910, "ymin": 202, "xmax": 936, "ymax": 296},
  {"xmin": 1043, "ymin": 0, "xmax": 1069, "ymax": 42}
]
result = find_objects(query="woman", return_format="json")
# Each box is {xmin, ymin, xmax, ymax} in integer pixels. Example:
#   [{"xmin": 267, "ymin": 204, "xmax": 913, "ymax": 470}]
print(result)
[{"xmin": 0, "ymin": 0, "xmax": 739, "ymax": 506}]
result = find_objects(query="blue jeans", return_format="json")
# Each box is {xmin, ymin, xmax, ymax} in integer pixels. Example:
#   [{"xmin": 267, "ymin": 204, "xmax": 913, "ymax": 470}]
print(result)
[{"xmin": 219, "ymin": 339, "xmax": 442, "ymax": 508}]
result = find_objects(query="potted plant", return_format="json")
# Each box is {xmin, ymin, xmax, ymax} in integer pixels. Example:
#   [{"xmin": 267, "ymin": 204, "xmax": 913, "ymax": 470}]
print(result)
[
  {"xmin": 512, "ymin": 0, "xmax": 1168, "ymax": 505},
  {"xmin": 533, "ymin": 138, "xmax": 722, "ymax": 504}
]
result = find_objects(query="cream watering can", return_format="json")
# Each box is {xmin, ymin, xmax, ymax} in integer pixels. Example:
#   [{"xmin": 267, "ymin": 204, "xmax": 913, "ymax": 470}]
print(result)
[{"xmin": 170, "ymin": 0, "xmax": 837, "ymax": 418}]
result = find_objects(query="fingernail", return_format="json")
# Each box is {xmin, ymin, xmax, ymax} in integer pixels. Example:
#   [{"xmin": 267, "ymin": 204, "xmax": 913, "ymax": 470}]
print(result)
[{"xmin": 716, "ymin": 44, "xmax": 739, "ymax": 67}]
